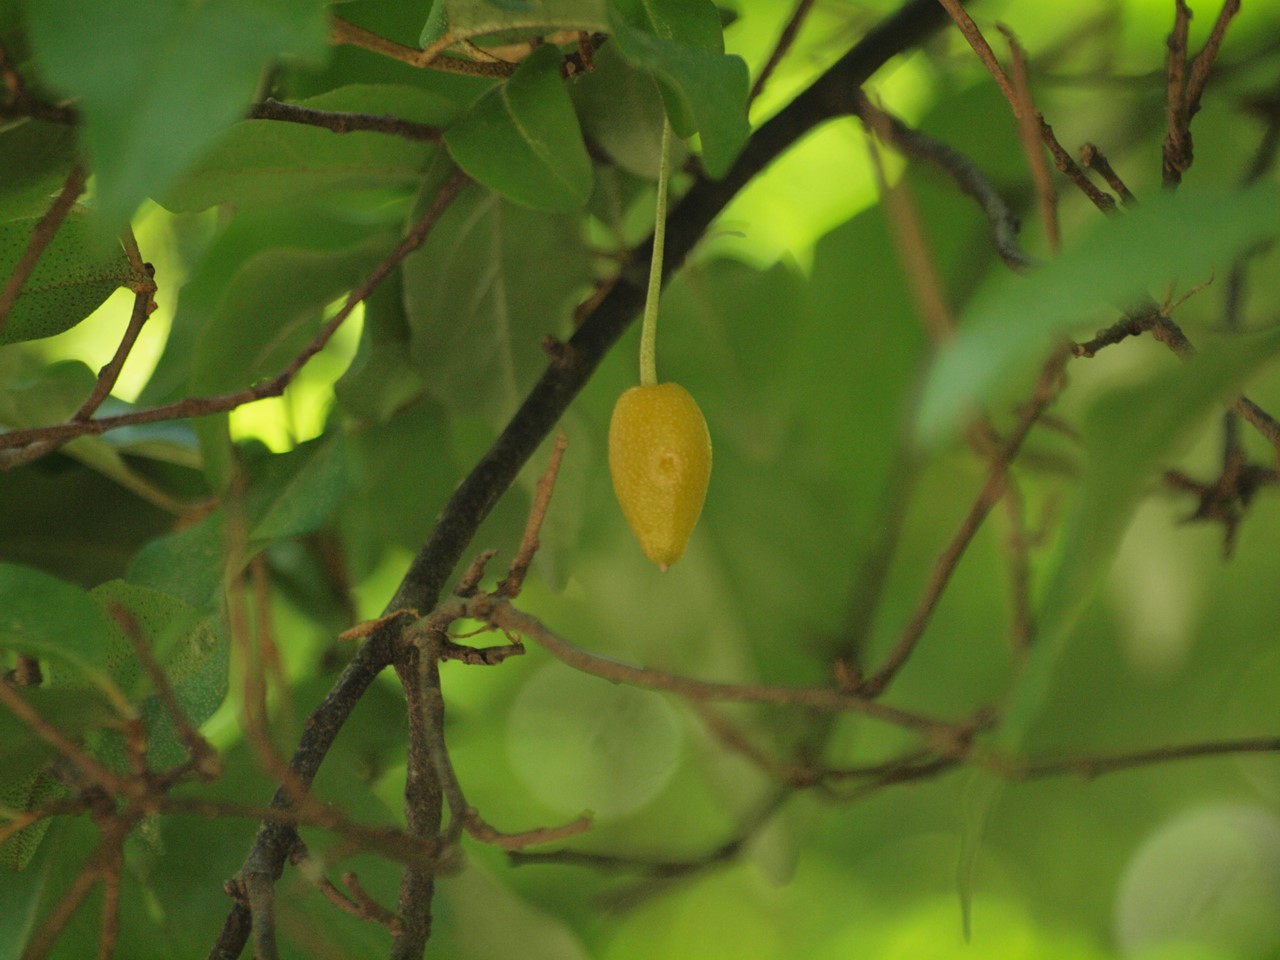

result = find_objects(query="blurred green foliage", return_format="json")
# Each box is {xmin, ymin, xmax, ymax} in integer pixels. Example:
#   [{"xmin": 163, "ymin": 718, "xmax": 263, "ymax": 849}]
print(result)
[{"xmin": 3, "ymin": 0, "xmax": 1280, "ymax": 958}]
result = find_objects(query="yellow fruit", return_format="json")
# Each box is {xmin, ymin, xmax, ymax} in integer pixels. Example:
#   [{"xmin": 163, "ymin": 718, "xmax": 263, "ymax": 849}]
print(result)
[{"xmin": 608, "ymin": 382, "xmax": 712, "ymax": 570}]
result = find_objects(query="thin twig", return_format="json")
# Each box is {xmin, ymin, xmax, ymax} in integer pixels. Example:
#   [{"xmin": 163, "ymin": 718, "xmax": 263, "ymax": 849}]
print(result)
[
  {"xmin": 999, "ymin": 474, "xmax": 1035, "ymax": 652},
  {"xmin": 468, "ymin": 594, "xmax": 975, "ymax": 746},
  {"xmin": 0, "ymin": 172, "xmax": 470, "ymax": 457},
  {"xmin": 331, "ymin": 16, "xmax": 515, "ymax": 78},
  {"xmin": 935, "ymin": 2, "xmax": 1116, "ymax": 213},
  {"xmin": 73, "ymin": 273, "xmax": 155, "ymax": 423},
  {"xmin": 863, "ymin": 121, "xmax": 954, "ymax": 340},
  {"xmin": 109, "ymin": 602, "xmax": 219, "ymax": 778},
  {"xmin": 497, "ymin": 430, "xmax": 568, "ymax": 598},
  {"xmin": 1017, "ymin": 734, "xmax": 1280, "ymax": 780},
  {"xmin": 934, "ymin": 0, "xmax": 1016, "ymax": 104},
  {"xmin": 749, "ymin": 0, "xmax": 817, "ymax": 104},
  {"xmin": 0, "ymin": 164, "xmax": 88, "ymax": 340},
  {"xmin": 1000, "ymin": 26, "xmax": 1060, "ymax": 253},
  {"xmin": 1185, "ymin": 1, "xmax": 1242, "ymax": 118},
  {"xmin": 96, "ymin": 824, "xmax": 125, "ymax": 960},
  {"xmin": 1163, "ymin": 0, "xmax": 1193, "ymax": 186},
  {"xmin": 1079, "ymin": 143, "xmax": 1137, "ymax": 205},
  {"xmin": 21, "ymin": 845, "xmax": 104, "ymax": 960},
  {"xmin": 464, "ymin": 810, "xmax": 593, "ymax": 850},
  {"xmin": 0, "ymin": 680, "xmax": 133, "ymax": 797},
  {"xmin": 854, "ymin": 94, "xmax": 1035, "ymax": 270},
  {"xmin": 342, "ymin": 872, "xmax": 403, "ymax": 933},
  {"xmin": 248, "ymin": 98, "xmax": 443, "ymax": 142},
  {"xmin": 1163, "ymin": 0, "xmax": 1241, "ymax": 186},
  {"xmin": 860, "ymin": 349, "xmax": 1067, "ymax": 697}
]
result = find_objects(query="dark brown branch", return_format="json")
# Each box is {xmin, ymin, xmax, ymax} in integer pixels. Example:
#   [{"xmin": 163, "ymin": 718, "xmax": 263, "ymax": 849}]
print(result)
[
  {"xmin": 1163, "ymin": 0, "xmax": 1193, "ymax": 186},
  {"xmin": 390, "ymin": 646, "xmax": 445, "ymax": 960},
  {"xmin": 1184, "ymin": 1, "xmax": 1242, "ymax": 120},
  {"xmin": 248, "ymin": 97, "xmax": 443, "ymax": 142},
  {"xmin": 210, "ymin": 5, "xmax": 960, "ymax": 957}
]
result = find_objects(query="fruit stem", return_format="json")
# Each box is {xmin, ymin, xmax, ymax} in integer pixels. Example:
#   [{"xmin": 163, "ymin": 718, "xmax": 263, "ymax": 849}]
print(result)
[{"xmin": 639, "ymin": 117, "xmax": 671, "ymax": 388}]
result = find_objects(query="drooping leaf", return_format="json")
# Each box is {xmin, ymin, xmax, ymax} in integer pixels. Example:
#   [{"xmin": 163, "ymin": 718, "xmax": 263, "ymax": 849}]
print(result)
[
  {"xmin": 26, "ymin": 0, "xmax": 331, "ymax": 235},
  {"xmin": 444, "ymin": 44, "xmax": 594, "ymax": 212},
  {"xmin": 402, "ymin": 184, "xmax": 593, "ymax": 425},
  {"xmin": 916, "ymin": 183, "xmax": 1280, "ymax": 447},
  {"xmin": 571, "ymin": 45, "xmax": 667, "ymax": 179},
  {"xmin": 607, "ymin": 0, "xmax": 749, "ymax": 178},
  {"xmin": 0, "ymin": 211, "xmax": 134, "ymax": 345},
  {"xmin": 162, "ymin": 84, "xmax": 455, "ymax": 212}
]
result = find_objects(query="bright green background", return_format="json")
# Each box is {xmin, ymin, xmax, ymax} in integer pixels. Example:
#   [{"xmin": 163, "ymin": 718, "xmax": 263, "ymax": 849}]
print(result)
[{"xmin": 4, "ymin": 0, "xmax": 1280, "ymax": 958}]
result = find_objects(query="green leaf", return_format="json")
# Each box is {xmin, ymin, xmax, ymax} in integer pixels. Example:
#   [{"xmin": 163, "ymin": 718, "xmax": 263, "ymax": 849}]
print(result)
[
  {"xmin": 126, "ymin": 512, "xmax": 228, "ymax": 610},
  {"xmin": 0, "ymin": 453, "xmax": 186, "ymax": 590},
  {"xmin": 916, "ymin": 183, "xmax": 1280, "ymax": 447},
  {"xmin": 189, "ymin": 233, "xmax": 396, "ymax": 399},
  {"xmin": 402, "ymin": 184, "xmax": 593, "ymax": 425},
  {"xmin": 571, "ymin": 45, "xmax": 667, "ymax": 179},
  {"xmin": 0, "ymin": 768, "xmax": 65, "ymax": 872},
  {"xmin": 92, "ymin": 580, "xmax": 228, "ymax": 768},
  {"xmin": 247, "ymin": 434, "xmax": 347, "ymax": 545},
  {"xmin": 162, "ymin": 84, "xmax": 454, "ymax": 213},
  {"xmin": 0, "ymin": 120, "xmax": 78, "ymax": 219},
  {"xmin": 444, "ymin": 45, "xmax": 594, "ymax": 211},
  {"xmin": 420, "ymin": 0, "xmax": 607, "ymax": 51},
  {"xmin": 0, "ymin": 563, "xmax": 115, "ymax": 687},
  {"xmin": 957, "ymin": 328, "xmax": 1280, "ymax": 927},
  {"xmin": 607, "ymin": 0, "xmax": 749, "ymax": 178},
  {"xmin": 338, "ymin": 397, "xmax": 454, "ymax": 579},
  {"xmin": 139, "ymin": 206, "xmax": 397, "ymax": 408},
  {"xmin": 188, "ymin": 226, "xmax": 396, "ymax": 484},
  {"xmin": 27, "ymin": 0, "xmax": 330, "ymax": 235},
  {"xmin": 1012, "ymin": 327, "xmax": 1280, "ymax": 741},
  {"xmin": 0, "ymin": 211, "xmax": 133, "ymax": 345},
  {"xmin": 333, "ymin": 265, "xmax": 428, "ymax": 422}
]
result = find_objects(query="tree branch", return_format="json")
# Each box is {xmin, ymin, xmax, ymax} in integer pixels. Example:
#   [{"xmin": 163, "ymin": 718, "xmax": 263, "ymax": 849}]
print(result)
[{"xmin": 209, "ymin": 3, "xmax": 960, "ymax": 956}]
